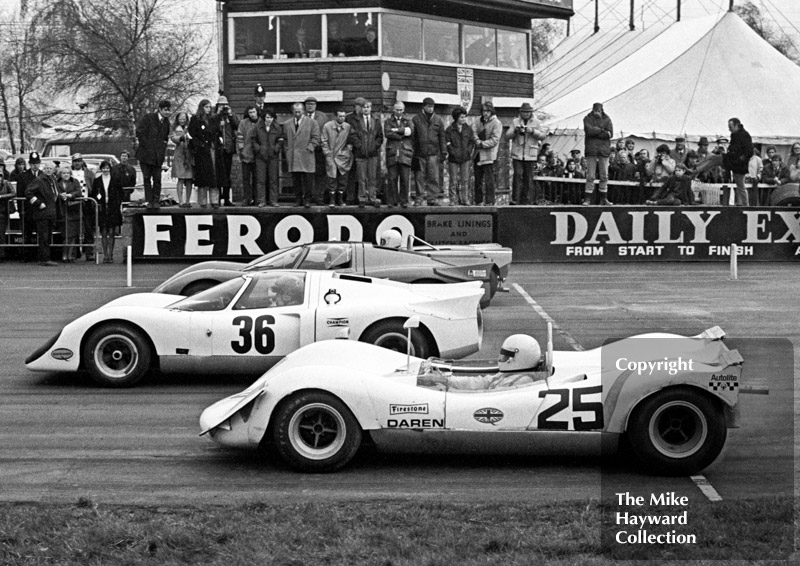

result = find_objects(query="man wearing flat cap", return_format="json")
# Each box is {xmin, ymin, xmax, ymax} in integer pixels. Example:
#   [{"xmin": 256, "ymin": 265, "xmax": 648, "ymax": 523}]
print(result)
[
  {"xmin": 673, "ymin": 136, "xmax": 688, "ymax": 165},
  {"xmin": 305, "ymin": 96, "xmax": 329, "ymax": 204},
  {"xmin": 412, "ymin": 96, "xmax": 446, "ymax": 205},
  {"xmin": 135, "ymin": 99, "xmax": 171, "ymax": 209},
  {"xmin": 505, "ymin": 102, "xmax": 547, "ymax": 204}
]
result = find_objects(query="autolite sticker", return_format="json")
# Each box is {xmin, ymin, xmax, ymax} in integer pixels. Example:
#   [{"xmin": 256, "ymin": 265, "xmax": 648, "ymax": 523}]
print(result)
[
  {"xmin": 389, "ymin": 404, "xmax": 429, "ymax": 415},
  {"xmin": 326, "ymin": 318, "xmax": 349, "ymax": 327},
  {"xmin": 708, "ymin": 373, "xmax": 739, "ymax": 391},
  {"xmin": 473, "ymin": 408, "xmax": 503, "ymax": 424}
]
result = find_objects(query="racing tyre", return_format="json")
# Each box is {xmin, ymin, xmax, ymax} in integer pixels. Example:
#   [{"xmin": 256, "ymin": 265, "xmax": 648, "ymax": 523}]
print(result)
[
  {"xmin": 769, "ymin": 183, "xmax": 800, "ymax": 207},
  {"xmin": 273, "ymin": 392, "xmax": 362, "ymax": 472},
  {"xmin": 488, "ymin": 268, "xmax": 499, "ymax": 299},
  {"xmin": 83, "ymin": 324, "xmax": 152, "ymax": 388},
  {"xmin": 626, "ymin": 388, "xmax": 726, "ymax": 476},
  {"xmin": 182, "ymin": 280, "xmax": 218, "ymax": 296},
  {"xmin": 360, "ymin": 320, "xmax": 433, "ymax": 358}
]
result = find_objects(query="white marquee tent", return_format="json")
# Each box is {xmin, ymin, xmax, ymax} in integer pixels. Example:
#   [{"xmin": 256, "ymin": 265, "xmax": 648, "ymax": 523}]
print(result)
[{"xmin": 534, "ymin": 12, "xmax": 800, "ymax": 155}]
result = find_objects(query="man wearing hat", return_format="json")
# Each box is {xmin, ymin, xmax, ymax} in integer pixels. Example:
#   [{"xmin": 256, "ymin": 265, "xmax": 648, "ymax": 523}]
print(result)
[
  {"xmin": 673, "ymin": 136, "xmax": 688, "ymax": 165},
  {"xmin": 213, "ymin": 93, "xmax": 239, "ymax": 206},
  {"xmin": 305, "ymin": 96, "xmax": 329, "ymax": 204},
  {"xmin": 695, "ymin": 137, "xmax": 710, "ymax": 160},
  {"xmin": 582, "ymin": 102, "xmax": 613, "ymax": 205},
  {"xmin": 412, "ymin": 96, "xmax": 446, "ymax": 205},
  {"xmin": 71, "ymin": 153, "xmax": 96, "ymax": 261},
  {"xmin": 135, "ymin": 99, "xmax": 171, "ymax": 209},
  {"xmin": 472, "ymin": 101, "xmax": 502, "ymax": 206},
  {"xmin": 505, "ymin": 102, "xmax": 547, "ymax": 205},
  {"xmin": 17, "ymin": 152, "xmax": 44, "ymax": 261}
]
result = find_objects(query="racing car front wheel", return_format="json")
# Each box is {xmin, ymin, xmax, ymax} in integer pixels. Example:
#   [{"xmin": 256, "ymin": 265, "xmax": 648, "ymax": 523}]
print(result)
[
  {"xmin": 626, "ymin": 388, "xmax": 726, "ymax": 476},
  {"xmin": 83, "ymin": 324, "xmax": 153, "ymax": 388},
  {"xmin": 360, "ymin": 320, "xmax": 433, "ymax": 358},
  {"xmin": 273, "ymin": 392, "xmax": 362, "ymax": 473}
]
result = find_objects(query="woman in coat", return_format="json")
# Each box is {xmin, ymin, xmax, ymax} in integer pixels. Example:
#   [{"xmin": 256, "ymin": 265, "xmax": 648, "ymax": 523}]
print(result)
[
  {"xmin": 188, "ymin": 99, "xmax": 218, "ymax": 208},
  {"xmin": 171, "ymin": 112, "xmax": 194, "ymax": 207},
  {"xmin": 249, "ymin": 108, "xmax": 285, "ymax": 207},
  {"xmin": 55, "ymin": 165, "xmax": 83, "ymax": 262},
  {"xmin": 91, "ymin": 161, "xmax": 123, "ymax": 263}
]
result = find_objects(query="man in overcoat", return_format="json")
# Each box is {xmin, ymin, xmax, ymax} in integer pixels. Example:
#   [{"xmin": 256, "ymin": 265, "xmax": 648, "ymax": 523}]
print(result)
[
  {"xmin": 283, "ymin": 102, "xmax": 320, "ymax": 207},
  {"xmin": 135, "ymin": 99, "xmax": 171, "ymax": 209}
]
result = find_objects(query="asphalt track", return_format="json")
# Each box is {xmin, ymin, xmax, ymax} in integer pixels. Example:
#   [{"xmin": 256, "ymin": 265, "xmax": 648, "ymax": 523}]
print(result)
[{"xmin": 0, "ymin": 260, "xmax": 796, "ymax": 506}]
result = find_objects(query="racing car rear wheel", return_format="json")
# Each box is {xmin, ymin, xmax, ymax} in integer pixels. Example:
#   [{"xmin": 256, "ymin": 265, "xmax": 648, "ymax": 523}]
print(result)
[
  {"xmin": 273, "ymin": 392, "xmax": 362, "ymax": 472},
  {"xmin": 360, "ymin": 320, "xmax": 433, "ymax": 358},
  {"xmin": 182, "ymin": 280, "xmax": 218, "ymax": 296},
  {"xmin": 488, "ymin": 268, "xmax": 499, "ymax": 299},
  {"xmin": 626, "ymin": 388, "xmax": 726, "ymax": 476},
  {"xmin": 83, "ymin": 324, "xmax": 152, "ymax": 388}
]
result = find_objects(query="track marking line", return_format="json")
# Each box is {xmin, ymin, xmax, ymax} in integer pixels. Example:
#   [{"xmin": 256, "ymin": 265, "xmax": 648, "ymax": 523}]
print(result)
[
  {"xmin": 690, "ymin": 475, "xmax": 723, "ymax": 501},
  {"xmin": 511, "ymin": 282, "xmax": 584, "ymax": 351},
  {"xmin": 513, "ymin": 282, "xmax": 724, "ymax": 502}
]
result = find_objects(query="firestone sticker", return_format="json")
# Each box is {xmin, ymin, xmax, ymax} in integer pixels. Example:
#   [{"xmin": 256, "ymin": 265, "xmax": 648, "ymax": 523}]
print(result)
[{"xmin": 389, "ymin": 404, "xmax": 429, "ymax": 415}]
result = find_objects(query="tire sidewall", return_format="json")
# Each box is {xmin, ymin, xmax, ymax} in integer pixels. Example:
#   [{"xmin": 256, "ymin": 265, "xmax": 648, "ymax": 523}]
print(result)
[
  {"xmin": 361, "ymin": 320, "xmax": 431, "ymax": 358},
  {"xmin": 83, "ymin": 324, "xmax": 152, "ymax": 388}
]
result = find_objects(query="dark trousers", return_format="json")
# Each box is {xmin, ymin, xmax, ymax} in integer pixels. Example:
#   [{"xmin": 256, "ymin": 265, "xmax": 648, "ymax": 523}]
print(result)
[
  {"xmin": 141, "ymin": 162, "xmax": 162, "ymax": 205},
  {"xmin": 313, "ymin": 149, "xmax": 327, "ymax": 204},
  {"xmin": 218, "ymin": 152, "xmax": 234, "ymax": 203},
  {"xmin": 292, "ymin": 172, "xmax": 313, "ymax": 205},
  {"xmin": 474, "ymin": 162, "xmax": 496, "ymax": 205},
  {"xmin": 512, "ymin": 160, "xmax": 536, "ymax": 204},
  {"xmin": 241, "ymin": 161, "xmax": 256, "ymax": 205},
  {"xmin": 387, "ymin": 163, "xmax": 410, "ymax": 206},
  {"xmin": 255, "ymin": 159, "xmax": 280, "ymax": 205},
  {"xmin": 327, "ymin": 170, "xmax": 349, "ymax": 202},
  {"xmin": 35, "ymin": 219, "xmax": 54, "ymax": 263}
]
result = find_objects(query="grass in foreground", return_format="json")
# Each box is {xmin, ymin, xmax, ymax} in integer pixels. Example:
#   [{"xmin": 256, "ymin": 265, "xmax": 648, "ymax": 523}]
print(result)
[{"xmin": 0, "ymin": 497, "xmax": 795, "ymax": 565}]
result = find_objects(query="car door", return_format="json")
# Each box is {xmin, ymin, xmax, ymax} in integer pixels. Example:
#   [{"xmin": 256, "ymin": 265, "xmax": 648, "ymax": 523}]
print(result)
[
  {"xmin": 444, "ymin": 379, "xmax": 550, "ymax": 430},
  {"xmin": 209, "ymin": 273, "xmax": 313, "ymax": 373}
]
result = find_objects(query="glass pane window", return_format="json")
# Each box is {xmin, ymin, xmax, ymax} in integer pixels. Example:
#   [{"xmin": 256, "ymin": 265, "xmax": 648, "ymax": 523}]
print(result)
[
  {"xmin": 423, "ymin": 19, "xmax": 459, "ymax": 64},
  {"xmin": 382, "ymin": 14, "xmax": 421, "ymax": 60},
  {"xmin": 280, "ymin": 15, "xmax": 323, "ymax": 59},
  {"xmin": 233, "ymin": 17, "xmax": 277, "ymax": 60},
  {"xmin": 327, "ymin": 12, "xmax": 377, "ymax": 57},
  {"xmin": 464, "ymin": 25, "xmax": 497, "ymax": 67},
  {"xmin": 498, "ymin": 29, "xmax": 528, "ymax": 69}
]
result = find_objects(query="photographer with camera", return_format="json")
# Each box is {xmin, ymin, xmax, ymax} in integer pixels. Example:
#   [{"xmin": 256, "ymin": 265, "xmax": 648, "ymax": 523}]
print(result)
[
  {"xmin": 647, "ymin": 144, "xmax": 676, "ymax": 183},
  {"xmin": 213, "ymin": 94, "xmax": 240, "ymax": 206},
  {"xmin": 505, "ymin": 102, "xmax": 547, "ymax": 205}
]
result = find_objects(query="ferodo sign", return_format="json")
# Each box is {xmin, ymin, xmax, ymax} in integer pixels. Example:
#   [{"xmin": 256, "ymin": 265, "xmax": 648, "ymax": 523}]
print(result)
[
  {"xmin": 499, "ymin": 207, "xmax": 800, "ymax": 262},
  {"xmin": 131, "ymin": 212, "xmax": 497, "ymax": 259}
]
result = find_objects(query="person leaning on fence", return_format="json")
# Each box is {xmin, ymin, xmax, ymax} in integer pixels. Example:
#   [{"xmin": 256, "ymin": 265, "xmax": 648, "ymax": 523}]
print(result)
[
  {"xmin": 0, "ymin": 174, "xmax": 14, "ymax": 263},
  {"xmin": 445, "ymin": 106, "xmax": 475, "ymax": 206},
  {"xmin": 506, "ymin": 102, "xmax": 547, "ymax": 205},
  {"xmin": 646, "ymin": 163, "xmax": 694, "ymax": 206},
  {"xmin": 582, "ymin": 102, "xmax": 613, "ymax": 206}
]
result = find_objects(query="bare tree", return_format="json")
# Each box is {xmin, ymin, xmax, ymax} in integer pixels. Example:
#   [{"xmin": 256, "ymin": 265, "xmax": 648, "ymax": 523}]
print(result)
[
  {"xmin": 531, "ymin": 20, "xmax": 565, "ymax": 66},
  {"xmin": 734, "ymin": 1, "xmax": 798, "ymax": 63},
  {"xmin": 42, "ymin": 0, "xmax": 214, "ymax": 140}
]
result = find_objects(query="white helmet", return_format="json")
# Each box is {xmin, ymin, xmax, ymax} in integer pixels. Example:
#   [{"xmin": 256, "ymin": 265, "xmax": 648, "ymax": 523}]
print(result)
[
  {"xmin": 499, "ymin": 334, "xmax": 541, "ymax": 372},
  {"xmin": 379, "ymin": 229, "xmax": 402, "ymax": 249}
]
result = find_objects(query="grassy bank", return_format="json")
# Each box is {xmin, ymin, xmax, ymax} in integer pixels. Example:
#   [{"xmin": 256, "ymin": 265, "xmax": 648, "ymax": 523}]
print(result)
[{"xmin": 0, "ymin": 497, "xmax": 795, "ymax": 565}]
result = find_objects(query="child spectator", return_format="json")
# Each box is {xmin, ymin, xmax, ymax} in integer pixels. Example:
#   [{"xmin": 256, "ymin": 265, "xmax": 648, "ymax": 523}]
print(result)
[{"xmin": 646, "ymin": 163, "xmax": 694, "ymax": 206}]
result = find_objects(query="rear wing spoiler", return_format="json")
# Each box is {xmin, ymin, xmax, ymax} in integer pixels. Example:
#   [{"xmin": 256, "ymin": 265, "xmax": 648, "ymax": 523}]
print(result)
[{"xmin": 695, "ymin": 326, "xmax": 726, "ymax": 341}]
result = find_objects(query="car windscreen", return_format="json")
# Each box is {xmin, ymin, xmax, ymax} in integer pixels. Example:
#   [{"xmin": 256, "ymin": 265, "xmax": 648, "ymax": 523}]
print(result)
[
  {"xmin": 299, "ymin": 243, "xmax": 352, "ymax": 270},
  {"xmin": 244, "ymin": 246, "xmax": 305, "ymax": 271},
  {"xmin": 170, "ymin": 278, "xmax": 244, "ymax": 311}
]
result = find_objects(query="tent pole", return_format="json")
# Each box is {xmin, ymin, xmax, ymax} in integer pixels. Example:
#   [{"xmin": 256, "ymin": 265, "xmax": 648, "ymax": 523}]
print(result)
[
  {"xmin": 594, "ymin": 0, "xmax": 600, "ymax": 33},
  {"xmin": 729, "ymin": 0, "xmax": 735, "ymax": 11},
  {"xmin": 630, "ymin": 0, "xmax": 635, "ymax": 30},
  {"xmin": 677, "ymin": 0, "xmax": 681, "ymax": 22}
]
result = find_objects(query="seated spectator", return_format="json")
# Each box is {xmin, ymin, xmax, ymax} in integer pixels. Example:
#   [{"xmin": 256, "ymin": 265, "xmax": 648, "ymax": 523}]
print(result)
[
  {"xmin": 646, "ymin": 163, "xmax": 694, "ymax": 206},
  {"xmin": 562, "ymin": 158, "xmax": 584, "ymax": 179},
  {"xmin": 647, "ymin": 144, "xmax": 676, "ymax": 183},
  {"xmin": 633, "ymin": 150, "xmax": 652, "ymax": 185},
  {"xmin": 761, "ymin": 154, "xmax": 787, "ymax": 185}
]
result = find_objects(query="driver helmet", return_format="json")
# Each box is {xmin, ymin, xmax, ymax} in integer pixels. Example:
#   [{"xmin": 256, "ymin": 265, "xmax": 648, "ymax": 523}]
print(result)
[
  {"xmin": 324, "ymin": 245, "xmax": 348, "ymax": 269},
  {"xmin": 379, "ymin": 229, "xmax": 402, "ymax": 249},
  {"xmin": 273, "ymin": 275, "xmax": 304, "ymax": 305},
  {"xmin": 499, "ymin": 334, "xmax": 541, "ymax": 372}
]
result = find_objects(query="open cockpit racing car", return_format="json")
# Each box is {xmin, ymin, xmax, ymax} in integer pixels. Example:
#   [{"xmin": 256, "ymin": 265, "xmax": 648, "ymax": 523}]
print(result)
[{"xmin": 200, "ymin": 325, "xmax": 757, "ymax": 475}]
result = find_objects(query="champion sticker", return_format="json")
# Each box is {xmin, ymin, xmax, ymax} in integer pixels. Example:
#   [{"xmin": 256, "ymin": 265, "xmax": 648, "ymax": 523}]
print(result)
[
  {"xmin": 326, "ymin": 318, "xmax": 349, "ymax": 327},
  {"xmin": 708, "ymin": 373, "xmax": 739, "ymax": 391},
  {"xmin": 389, "ymin": 404, "xmax": 429, "ymax": 415},
  {"xmin": 473, "ymin": 408, "xmax": 503, "ymax": 424},
  {"xmin": 324, "ymin": 289, "xmax": 341, "ymax": 305}
]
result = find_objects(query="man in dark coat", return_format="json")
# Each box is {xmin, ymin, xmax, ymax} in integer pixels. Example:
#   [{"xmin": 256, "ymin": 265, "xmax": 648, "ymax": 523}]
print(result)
[
  {"xmin": 348, "ymin": 99, "xmax": 384, "ymax": 207},
  {"xmin": 112, "ymin": 150, "xmax": 137, "ymax": 202},
  {"xmin": 723, "ymin": 117, "xmax": 754, "ymax": 206},
  {"xmin": 582, "ymin": 102, "xmax": 613, "ymax": 206},
  {"xmin": 412, "ymin": 97, "xmax": 446, "ymax": 206},
  {"xmin": 18, "ymin": 152, "xmax": 45, "ymax": 261},
  {"xmin": 135, "ymin": 99, "xmax": 171, "ymax": 209},
  {"xmin": 24, "ymin": 161, "xmax": 59, "ymax": 266}
]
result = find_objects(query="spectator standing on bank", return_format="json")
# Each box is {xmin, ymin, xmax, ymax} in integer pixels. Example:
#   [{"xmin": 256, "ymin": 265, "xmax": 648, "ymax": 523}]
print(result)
[
  {"xmin": 25, "ymin": 161, "xmax": 60, "ymax": 266},
  {"xmin": 747, "ymin": 147, "xmax": 764, "ymax": 206},
  {"xmin": 71, "ymin": 154, "xmax": 96, "ymax": 261},
  {"xmin": 0, "ymin": 174, "xmax": 13, "ymax": 262},
  {"xmin": 722, "ymin": 117, "xmax": 754, "ymax": 206},
  {"xmin": 112, "ymin": 150, "xmax": 137, "ymax": 202},
  {"xmin": 92, "ymin": 161, "xmax": 123, "ymax": 263},
  {"xmin": 249, "ymin": 108, "xmax": 284, "ymax": 207},
  {"xmin": 582, "ymin": 102, "xmax": 613, "ymax": 206},
  {"xmin": 55, "ymin": 166, "xmax": 83, "ymax": 262},
  {"xmin": 348, "ymin": 99, "xmax": 383, "ymax": 207},
  {"xmin": 445, "ymin": 106, "xmax": 475, "ymax": 206},
  {"xmin": 384, "ymin": 101, "xmax": 415, "ymax": 208},
  {"xmin": 213, "ymin": 94, "xmax": 239, "ymax": 206},
  {"xmin": 472, "ymin": 101, "xmax": 502, "ymax": 206},
  {"xmin": 135, "ymin": 99, "xmax": 171, "ymax": 210},
  {"xmin": 344, "ymin": 97, "xmax": 366, "ymax": 205},
  {"xmin": 236, "ymin": 105, "xmax": 259, "ymax": 206},
  {"xmin": 412, "ymin": 97, "xmax": 446, "ymax": 206},
  {"xmin": 305, "ymin": 96, "xmax": 329, "ymax": 205},
  {"xmin": 171, "ymin": 112, "xmax": 194, "ymax": 208},
  {"xmin": 506, "ymin": 102, "xmax": 547, "ymax": 205},
  {"xmin": 188, "ymin": 99, "xmax": 218, "ymax": 208},
  {"xmin": 284, "ymin": 101, "xmax": 320, "ymax": 208},
  {"xmin": 321, "ymin": 108, "xmax": 353, "ymax": 207}
]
